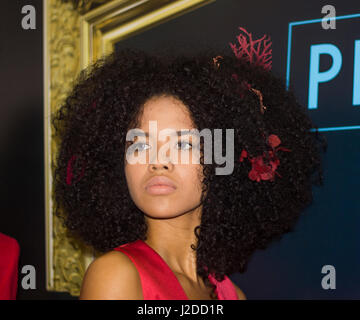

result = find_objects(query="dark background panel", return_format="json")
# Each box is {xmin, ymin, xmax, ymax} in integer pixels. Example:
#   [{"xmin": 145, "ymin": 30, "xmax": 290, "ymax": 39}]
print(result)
[{"xmin": 0, "ymin": 0, "xmax": 359, "ymax": 299}]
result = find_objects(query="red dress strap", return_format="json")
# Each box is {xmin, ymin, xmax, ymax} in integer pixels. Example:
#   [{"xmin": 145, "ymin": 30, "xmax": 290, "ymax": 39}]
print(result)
[{"xmin": 113, "ymin": 239, "xmax": 238, "ymax": 300}]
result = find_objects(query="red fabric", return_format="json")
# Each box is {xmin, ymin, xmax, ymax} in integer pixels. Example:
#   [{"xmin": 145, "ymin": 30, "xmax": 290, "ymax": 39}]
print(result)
[
  {"xmin": 114, "ymin": 239, "xmax": 238, "ymax": 300},
  {"xmin": 0, "ymin": 233, "xmax": 20, "ymax": 300}
]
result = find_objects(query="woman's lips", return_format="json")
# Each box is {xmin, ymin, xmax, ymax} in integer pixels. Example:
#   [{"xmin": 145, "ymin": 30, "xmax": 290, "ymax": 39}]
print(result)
[
  {"xmin": 145, "ymin": 176, "xmax": 177, "ymax": 195},
  {"xmin": 146, "ymin": 185, "xmax": 176, "ymax": 195}
]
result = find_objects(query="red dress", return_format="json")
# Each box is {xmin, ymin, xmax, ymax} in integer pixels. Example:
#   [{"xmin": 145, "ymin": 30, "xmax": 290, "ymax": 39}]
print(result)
[
  {"xmin": 0, "ymin": 233, "xmax": 20, "ymax": 300},
  {"xmin": 114, "ymin": 239, "xmax": 238, "ymax": 300}
]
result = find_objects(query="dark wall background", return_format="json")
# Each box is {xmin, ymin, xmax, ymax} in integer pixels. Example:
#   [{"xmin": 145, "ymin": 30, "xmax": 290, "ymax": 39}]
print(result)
[
  {"xmin": 0, "ymin": 0, "xmax": 359, "ymax": 299},
  {"xmin": 0, "ymin": 0, "xmax": 73, "ymax": 299}
]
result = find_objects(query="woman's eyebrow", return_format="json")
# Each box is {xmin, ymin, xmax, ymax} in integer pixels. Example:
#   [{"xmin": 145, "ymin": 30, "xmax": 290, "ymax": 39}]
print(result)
[{"xmin": 131, "ymin": 129, "xmax": 199, "ymax": 137}]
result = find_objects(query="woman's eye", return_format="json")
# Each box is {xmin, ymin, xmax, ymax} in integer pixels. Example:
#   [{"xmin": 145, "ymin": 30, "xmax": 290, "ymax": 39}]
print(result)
[
  {"xmin": 133, "ymin": 142, "xmax": 151, "ymax": 152},
  {"xmin": 176, "ymin": 141, "xmax": 192, "ymax": 150}
]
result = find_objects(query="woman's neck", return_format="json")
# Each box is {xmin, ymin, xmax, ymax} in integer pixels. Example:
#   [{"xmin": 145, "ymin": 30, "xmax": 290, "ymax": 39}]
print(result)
[{"xmin": 143, "ymin": 205, "xmax": 203, "ymax": 284}]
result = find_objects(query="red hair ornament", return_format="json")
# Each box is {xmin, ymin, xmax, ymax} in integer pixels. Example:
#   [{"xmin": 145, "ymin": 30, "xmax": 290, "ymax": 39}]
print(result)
[
  {"xmin": 65, "ymin": 100, "xmax": 96, "ymax": 186},
  {"xmin": 215, "ymin": 27, "xmax": 292, "ymax": 182},
  {"xmin": 239, "ymin": 135, "xmax": 291, "ymax": 182},
  {"xmin": 66, "ymin": 154, "xmax": 85, "ymax": 186}
]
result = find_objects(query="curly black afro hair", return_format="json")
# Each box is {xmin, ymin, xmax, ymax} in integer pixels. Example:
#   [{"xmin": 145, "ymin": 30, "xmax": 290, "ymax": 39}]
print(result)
[{"xmin": 52, "ymin": 48, "xmax": 327, "ymax": 299}]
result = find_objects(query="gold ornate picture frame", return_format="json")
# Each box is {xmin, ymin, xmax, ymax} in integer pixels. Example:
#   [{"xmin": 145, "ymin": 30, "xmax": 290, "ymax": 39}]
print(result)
[{"xmin": 44, "ymin": 0, "xmax": 214, "ymax": 296}]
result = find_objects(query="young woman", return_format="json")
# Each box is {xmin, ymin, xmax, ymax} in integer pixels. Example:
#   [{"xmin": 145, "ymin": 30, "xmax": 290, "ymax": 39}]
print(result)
[{"xmin": 52, "ymin": 29, "xmax": 326, "ymax": 300}]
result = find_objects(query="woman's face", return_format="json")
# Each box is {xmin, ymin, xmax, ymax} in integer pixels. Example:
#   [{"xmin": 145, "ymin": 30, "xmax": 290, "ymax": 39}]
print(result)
[{"xmin": 124, "ymin": 95, "xmax": 204, "ymax": 219}]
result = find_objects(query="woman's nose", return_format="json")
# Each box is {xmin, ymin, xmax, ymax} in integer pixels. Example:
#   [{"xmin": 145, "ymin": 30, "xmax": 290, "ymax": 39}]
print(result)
[{"xmin": 148, "ymin": 138, "xmax": 174, "ymax": 171}]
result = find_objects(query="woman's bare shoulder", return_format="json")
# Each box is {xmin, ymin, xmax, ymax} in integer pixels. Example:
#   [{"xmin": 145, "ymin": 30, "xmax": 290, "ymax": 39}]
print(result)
[{"xmin": 80, "ymin": 250, "xmax": 143, "ymax": 300}]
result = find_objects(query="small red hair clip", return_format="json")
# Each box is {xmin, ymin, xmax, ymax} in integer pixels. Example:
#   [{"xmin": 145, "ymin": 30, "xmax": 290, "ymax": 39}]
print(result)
[
  {"xmin": 66, "ymin": 99, "xmax": 96, "ymax": 186},
  {"xmin": 66, "ymin": 154, "xmax": 85, "ymax": 186}
]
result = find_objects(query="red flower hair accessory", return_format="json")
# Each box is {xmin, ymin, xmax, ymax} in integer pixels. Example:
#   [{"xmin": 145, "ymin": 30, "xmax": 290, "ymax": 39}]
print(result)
[
  {"xmin": 239, "ymin": 134, "xmax": 291, "ymax": 182},
  {"xmin": 213, "ymin": 26, "xmax": 292, "ymax": 182}
]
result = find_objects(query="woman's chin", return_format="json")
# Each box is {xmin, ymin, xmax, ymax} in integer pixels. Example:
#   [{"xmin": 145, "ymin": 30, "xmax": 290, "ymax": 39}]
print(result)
[{"xmin": 143, "ymin": 210, "xmax": 182, "ymax": 219}]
